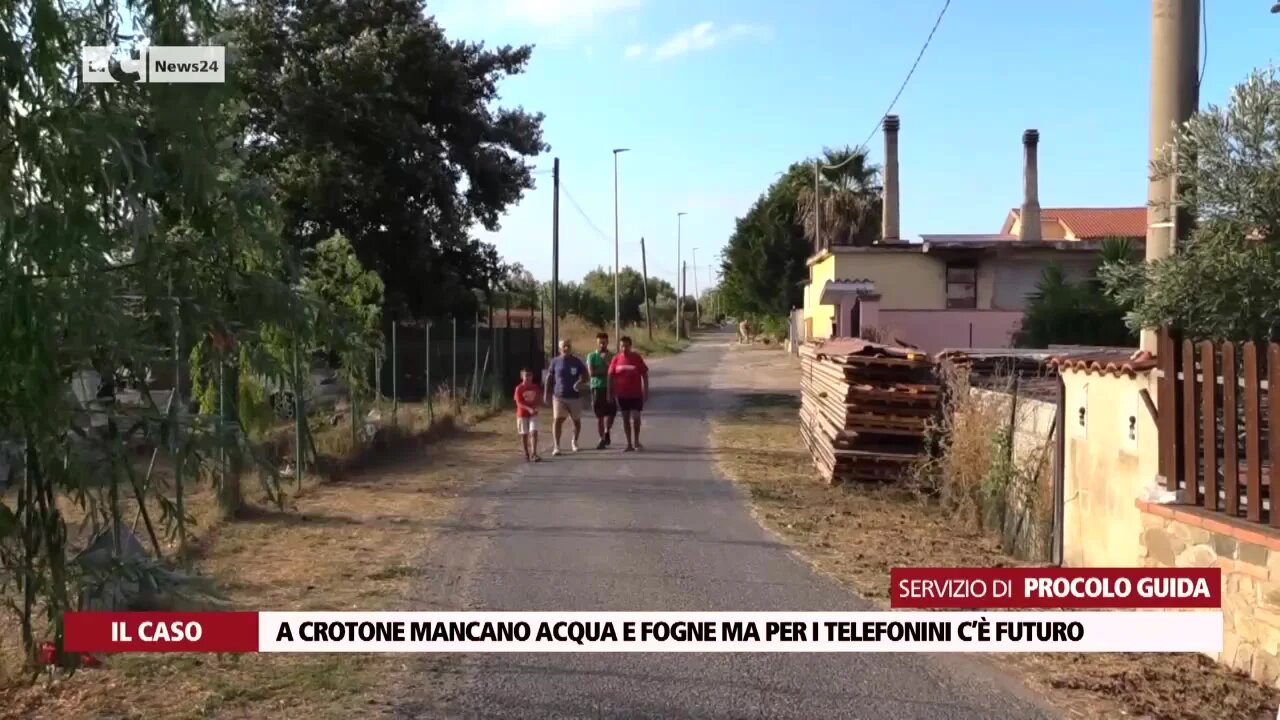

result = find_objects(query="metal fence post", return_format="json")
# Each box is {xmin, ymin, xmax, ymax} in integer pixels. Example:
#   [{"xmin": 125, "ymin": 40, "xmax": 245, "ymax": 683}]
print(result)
[
  {"xmin": 391, "ymin": 320, "xmax": 399, "ymax": 426},
  {"xmin": 472, "ymin": 312, "xmax": 480, "ymax": 402},
  {"xmin": 451, "ymin": 316, "xmax": 458, "ymax": 408},
  {"xmin": 292, "ymin": 330, "xmax": 304, "ymax": 490},
  {"xmin": 425, "ymin": 320, "xmax": 434, "ymax": 425}
]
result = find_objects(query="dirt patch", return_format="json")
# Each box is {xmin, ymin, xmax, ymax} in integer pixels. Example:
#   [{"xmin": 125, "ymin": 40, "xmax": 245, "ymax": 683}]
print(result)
[
  {"xmin": 0, "ymin": 411, "xmax": 513, "ymax": 720},
  {"xmin": 710, "ymin": 345, "xmax": 1280, "ymax": 720}
]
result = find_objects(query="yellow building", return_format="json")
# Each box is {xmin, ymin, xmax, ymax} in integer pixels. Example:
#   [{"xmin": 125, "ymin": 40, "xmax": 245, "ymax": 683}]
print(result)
[{"xmin": 801, "ymin": 206, "xmax": 1146, "ymax": 352}]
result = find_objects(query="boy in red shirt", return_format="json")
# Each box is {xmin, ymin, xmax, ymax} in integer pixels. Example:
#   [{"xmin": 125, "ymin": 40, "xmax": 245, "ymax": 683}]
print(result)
[
  {"xmin": 513, "ymin": 368, "xmax": 543, "ymax": 462},
  {"xmin": 607, "ymin": 335, "xmax": 649, "ymax": 451}
]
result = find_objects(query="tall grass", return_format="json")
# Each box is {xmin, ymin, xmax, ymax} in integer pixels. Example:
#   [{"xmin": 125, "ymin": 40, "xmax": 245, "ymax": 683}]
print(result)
[{"xmin": 550, "ymin": 315, "xmax": 687, "ymax": 357}]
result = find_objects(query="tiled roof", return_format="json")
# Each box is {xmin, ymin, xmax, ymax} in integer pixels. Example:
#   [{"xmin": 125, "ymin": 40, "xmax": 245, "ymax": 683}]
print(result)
[
  {"xmin": 1001, "ymin": 207, "xmax": 1147, "ymax": 239},
  {"xmin": 1049, "ymin": 350, "xmax": 1157, "ymax": 377}
]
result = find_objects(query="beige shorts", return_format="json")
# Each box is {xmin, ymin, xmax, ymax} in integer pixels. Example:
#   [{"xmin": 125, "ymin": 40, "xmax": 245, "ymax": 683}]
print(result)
[
  {"xmin": 552, "ymin": 396, "xmax": 582, "ymax": 421},
  {"xmin": 516, "ymin": 416, "xmax": 537, "ymax": 434}
]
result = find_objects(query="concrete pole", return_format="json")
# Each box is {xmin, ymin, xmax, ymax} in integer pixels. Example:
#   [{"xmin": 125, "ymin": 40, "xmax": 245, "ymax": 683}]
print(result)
[
  {"xmin": 1141, "ymin": 0, "xmax": 1200, "ymax": 352},
  {"xmin": 881, "ymin": 115, "xmax": 900, "ymax": 242},
  {"xmin": 676, "ymin": 212, "xmax": 686, "ymax": 339}
]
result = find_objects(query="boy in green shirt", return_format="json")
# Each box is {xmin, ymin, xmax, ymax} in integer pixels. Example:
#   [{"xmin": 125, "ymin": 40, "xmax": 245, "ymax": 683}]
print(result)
[{"xmin": 586, "ymin": 332, "xmax": 616, "ymax": 449}]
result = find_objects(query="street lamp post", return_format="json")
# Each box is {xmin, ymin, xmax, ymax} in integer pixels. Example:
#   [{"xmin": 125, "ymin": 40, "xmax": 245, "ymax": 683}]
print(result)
[
  {"xmin": 612, "ymin": 148, "xmax": 630, "ymax": 346},
  {"xmin": 676, "ymin": 212, "xmax": 687, "ymax": 339},
  {"xmin": 691, "ymin": 247, "xmax": 701, "ymax": 328}
]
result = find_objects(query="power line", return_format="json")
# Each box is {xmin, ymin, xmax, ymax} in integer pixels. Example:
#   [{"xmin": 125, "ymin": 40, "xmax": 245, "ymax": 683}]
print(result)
[
  {"xmin": 826, "ymin": 0, "xmax": 952, "ymax": 171},
  {"xmin": 559, "ymin": 182, "xmax": 612, "ymax": 243}
]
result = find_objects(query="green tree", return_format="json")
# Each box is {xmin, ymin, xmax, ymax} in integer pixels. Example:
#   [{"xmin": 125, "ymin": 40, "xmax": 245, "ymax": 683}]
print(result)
[
  {"xmin": 580, "ymin": 266, "xmax": 670, "ymax": 326},
  {"xmin": 1016, "ymin": 238, "xmax": 1137, "ymax": 347},
  {"xmin": 796, "ymin": 146, "xmax": 883, "ymax": 248},
  {"xmin": 1101, "ymin": 68, "xmax": 1280, "ymax": 341},
  {"xmin": 226, "ymin": 0, "xmax": 548, "ymax": 320},
  {"xmin": 718, "ymin": 163, "xmax": 812, "ymax": 317},
  {"xmin": 1, "ymin": 0, "xmax": 307, "ymax": 663}
]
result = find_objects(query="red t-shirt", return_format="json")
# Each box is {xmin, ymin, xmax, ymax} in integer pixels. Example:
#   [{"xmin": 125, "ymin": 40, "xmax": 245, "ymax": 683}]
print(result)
[
  {"xmin": 513, "ymin": 382, "xmax": 540, "ymax": 417},
  {"xmin": 607, "ymin": 351, "xmax": 648, "ymax": 399}
]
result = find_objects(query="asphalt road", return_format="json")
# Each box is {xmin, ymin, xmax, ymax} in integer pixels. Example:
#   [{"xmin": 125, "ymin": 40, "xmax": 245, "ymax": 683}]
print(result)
[{"xmin": 406, "ymin": 334, "xmax": 1056, "ymax": 719}]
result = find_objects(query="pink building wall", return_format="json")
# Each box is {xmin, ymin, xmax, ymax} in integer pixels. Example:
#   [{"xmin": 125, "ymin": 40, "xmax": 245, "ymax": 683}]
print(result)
[{"xmin": 877, "ymin": 309, "xmax": 1024, "ymax": 354}]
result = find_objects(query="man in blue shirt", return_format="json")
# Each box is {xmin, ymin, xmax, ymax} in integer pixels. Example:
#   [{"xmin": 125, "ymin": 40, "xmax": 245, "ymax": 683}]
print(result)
[{"xmin": 545, "ymin": 338, "xmax": 588, "ymax": 455}]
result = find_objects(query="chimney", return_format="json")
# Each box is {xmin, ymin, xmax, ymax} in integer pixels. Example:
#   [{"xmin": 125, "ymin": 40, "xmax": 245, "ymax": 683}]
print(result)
[
  {"xmin": 881, "ymin": 115, "xmax": 900, "ymax": 242},
  {"xmin": 1019, "ymin": 129, "xmax": 1041, "ymax": 242}
]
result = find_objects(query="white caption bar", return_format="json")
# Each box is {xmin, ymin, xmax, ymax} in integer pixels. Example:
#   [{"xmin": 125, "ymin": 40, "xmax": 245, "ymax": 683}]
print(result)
[{"xmin": 258, "ymin": 611, "xmax": 1222, "ymax": 653}]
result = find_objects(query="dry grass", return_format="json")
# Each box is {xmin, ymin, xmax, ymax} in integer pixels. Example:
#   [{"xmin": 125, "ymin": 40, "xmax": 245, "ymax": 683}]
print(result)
[
  {"xmin": 552, "ymin": 314, "xmax": 688, "ymax": 358},
  {"xmin": 910, "ymin": 366, "xmax": 1056, "ymax": 559},
  {"xmin": 711, "ymin": 391, "xmax": 1280, "ymax": 720},
  {"xmin": 0, "ymin": 399, "xmax": 512, "ymax": 719}
]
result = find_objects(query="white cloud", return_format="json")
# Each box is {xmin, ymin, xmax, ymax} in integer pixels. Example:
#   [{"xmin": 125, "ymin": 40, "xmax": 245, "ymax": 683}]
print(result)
[
  {"xmin": 628, "ymin": 21, "xmax": 771, "ymax": 61},
  {"xmin": 500, "ymin": 0, "xmax": 644, "ymax": 28},
  {"xmin": 431, "ymin": 0, "xmax": 643, "ymax": 40}
]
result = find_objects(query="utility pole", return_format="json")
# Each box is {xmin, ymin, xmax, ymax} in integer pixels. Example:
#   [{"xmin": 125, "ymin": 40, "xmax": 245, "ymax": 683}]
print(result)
[
  {"xmin": 691, "ymin": 247, "xmax": 701, "ymax": 328},
  {"xmin": 640, "ymin": 236, "xmax": 653, "ymax": 341},
  {"xmin": 1141, "ymin": 0, "xmax": 1200, "ymax": 353},
  {"xmin": 612, "ymin": 148, "xmax": 630, "ymax": 346},
  {"xmin": 682, "ymin": 261, "xmax": 688, "ymax": 336},
  {"xmin": 552, "ymin": 157, "xmax": 560, "ymax": 352},
  {"xmin": 676, "ymin": 211, "xmax": 686, "ymax": 339}
]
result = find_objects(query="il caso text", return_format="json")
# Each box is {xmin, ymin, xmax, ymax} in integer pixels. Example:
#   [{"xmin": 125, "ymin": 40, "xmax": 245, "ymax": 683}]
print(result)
[{"xmin": 111, "ymin": 620, "xmax": 203, "ymax": 642}]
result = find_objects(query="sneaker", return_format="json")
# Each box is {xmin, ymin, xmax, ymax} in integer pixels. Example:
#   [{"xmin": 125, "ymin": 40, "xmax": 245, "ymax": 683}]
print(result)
[
  {"xmin": 571, "ymin": 441, "xmax": 580, "ymax": 453},
  {"xmin": 604, "ymin": 432, "xmax": 612, "ymax": 447},
  {"xmin": 533, "ymin": 455, "xmax": 542, "ymax": 462},
  {"xmin": 624, "ymin": 445, "xmax": 635, "ymax": 452},
  {"xmin": 596, "ymin": 438, "xmax": 607, "ymax": 450},
  {"xmin": 634, "ymin": 442, "xmax": 644, "ymax": 452},
  {"xmin": 552, "ymin": 447, "xmax": 561, "ymax": 456}
]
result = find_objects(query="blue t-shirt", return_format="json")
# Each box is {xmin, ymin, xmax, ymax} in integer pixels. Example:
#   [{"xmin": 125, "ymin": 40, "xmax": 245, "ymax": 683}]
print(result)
[{"xmin": 547, "ymin": 355, "xmax": 588, "ymax": 399}]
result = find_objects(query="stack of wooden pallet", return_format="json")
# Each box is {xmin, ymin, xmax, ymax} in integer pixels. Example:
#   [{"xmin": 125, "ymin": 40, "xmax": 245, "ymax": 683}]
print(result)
[{"xmin": 799, "ymin": 339, "xmax": 940, "ymax": 484}]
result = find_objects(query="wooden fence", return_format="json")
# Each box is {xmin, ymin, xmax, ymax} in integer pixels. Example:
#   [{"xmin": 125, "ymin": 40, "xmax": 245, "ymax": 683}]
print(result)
[{"xmin": 1158, "ymin": 329, "xmax": 1278, "ymax": 525}]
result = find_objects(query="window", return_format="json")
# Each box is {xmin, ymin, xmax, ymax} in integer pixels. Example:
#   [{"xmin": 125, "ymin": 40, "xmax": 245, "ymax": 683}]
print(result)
[{"xmin": 946, "ymin": 262, "xmax": 978, "ymax": 309}]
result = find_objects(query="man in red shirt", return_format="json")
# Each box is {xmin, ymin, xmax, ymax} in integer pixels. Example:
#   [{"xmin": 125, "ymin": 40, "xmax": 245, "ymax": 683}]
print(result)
[
  {"xmin": 607, "ymin": 335, "xmax": 649, "ymax": 451},
  {"xmin": 512, "ymin": 368, "xmax": 542, "ymax": 462}
]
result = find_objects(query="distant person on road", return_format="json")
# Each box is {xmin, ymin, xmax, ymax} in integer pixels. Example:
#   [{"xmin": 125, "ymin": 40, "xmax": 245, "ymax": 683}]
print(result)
[
  {"xmin": 607, "ymin": 335, "xmax": 649, "ymax": 452},
  {"xmin": 586, "ymin": 332, "xmax": 616, "ymax": 449},
  {"xmin": 545, "ymin": 339, "xmax": 588, "ymax": 455},
  {"xmin": 513, "ymin": 368, "xmax": 542, "ymax": 462}
]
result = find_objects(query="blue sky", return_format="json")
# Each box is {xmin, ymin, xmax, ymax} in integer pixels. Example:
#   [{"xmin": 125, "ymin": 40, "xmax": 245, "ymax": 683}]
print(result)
[{"xmin": 431, "ymin": 0, "xmax": 1280, "ymax": 293}]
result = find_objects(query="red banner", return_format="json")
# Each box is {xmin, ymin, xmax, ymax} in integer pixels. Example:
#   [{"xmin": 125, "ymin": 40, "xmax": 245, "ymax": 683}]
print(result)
[
  {"xmin": 889, "ymin": 567, "xmax": 1221, "ymax": 609},
  {"xmin": 64, "ymin": 612, "xmax": 259, "ymax": 653}
]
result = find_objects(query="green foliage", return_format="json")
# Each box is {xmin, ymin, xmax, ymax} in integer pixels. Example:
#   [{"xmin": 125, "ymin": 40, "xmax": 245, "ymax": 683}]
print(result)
[
  {"xmin": 719, "ymin": 165, "xmax": 812, "ymax": 317},
  {"xmin": 1016, "ymin": 263, "xmax": 1135, "ymax": 348},
  {"xmin": 796, "ymin": 146, "xmax": 883, "ymax": 248},
  {"xmin": 226, "ymin": 0, "xmax": 547, "ymax": 319},
  {"xmin": 1101, "ymin": 68, "xmax": 1280, "ymax": 341}
]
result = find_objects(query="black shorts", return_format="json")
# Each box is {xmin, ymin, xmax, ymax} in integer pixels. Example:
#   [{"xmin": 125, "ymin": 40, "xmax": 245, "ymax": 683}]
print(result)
[
  {"xmin": 591, "ymin": 388, "xmax": 616, "ymax": 417},
  {"xmin": 616, "ymin": 396, "xmax": 643, "ymax": 413}
]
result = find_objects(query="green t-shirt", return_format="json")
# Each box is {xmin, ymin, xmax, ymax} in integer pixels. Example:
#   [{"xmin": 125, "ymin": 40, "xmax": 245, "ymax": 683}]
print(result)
[{"xmin": 586, "ymin": 349, "xmax": 611, "ymax": 390}]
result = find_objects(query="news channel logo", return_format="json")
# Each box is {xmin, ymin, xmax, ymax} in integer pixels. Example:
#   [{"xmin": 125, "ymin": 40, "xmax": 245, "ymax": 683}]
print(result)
[{"xmin": 81, "ymin": 45, "xmax": 225, "ymax": 84}]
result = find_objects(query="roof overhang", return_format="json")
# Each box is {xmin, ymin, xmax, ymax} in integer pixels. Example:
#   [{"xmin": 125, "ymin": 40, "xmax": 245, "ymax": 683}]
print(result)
[{"xmin": 819, "ymin": 279, "xmax": 876, "ymax": 305}]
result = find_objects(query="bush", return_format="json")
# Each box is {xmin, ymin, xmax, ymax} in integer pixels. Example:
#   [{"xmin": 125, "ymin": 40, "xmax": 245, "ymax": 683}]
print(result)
[{"xmin": 1101, "ymin": 68, "xmax": 1280, "ymax": 341}]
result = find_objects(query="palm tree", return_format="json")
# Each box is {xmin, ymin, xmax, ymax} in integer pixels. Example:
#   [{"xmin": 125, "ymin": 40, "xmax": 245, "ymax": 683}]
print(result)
[{"xmin": 795, "ymin": 146, "xmax": 883, "ymax": 248}]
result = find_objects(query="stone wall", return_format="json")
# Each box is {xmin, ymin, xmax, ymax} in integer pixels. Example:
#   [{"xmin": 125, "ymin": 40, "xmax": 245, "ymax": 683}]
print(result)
[
  {"xmin": 1139, "ymin": 500, "xmax": 1280, "ymax": 686},
  {"xmin": 968, "ymin": 388, "xmax": 1058, "ymax": 561}
]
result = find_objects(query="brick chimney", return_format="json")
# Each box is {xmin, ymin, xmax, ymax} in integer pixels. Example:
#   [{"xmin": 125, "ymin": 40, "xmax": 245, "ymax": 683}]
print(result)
[
  {"xmin": 881, "ymin": 115, "xmax": 900, "ymax": 242},
  {"xmin": 1019, "ymin": 129, "xmax": 1042, "ymax": 242}
]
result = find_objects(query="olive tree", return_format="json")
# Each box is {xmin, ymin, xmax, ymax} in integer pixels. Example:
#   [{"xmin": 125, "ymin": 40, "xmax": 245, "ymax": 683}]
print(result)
[{"xmin": 1102, "ymin": 67, "xmax": 1280, "ymax": 341}]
